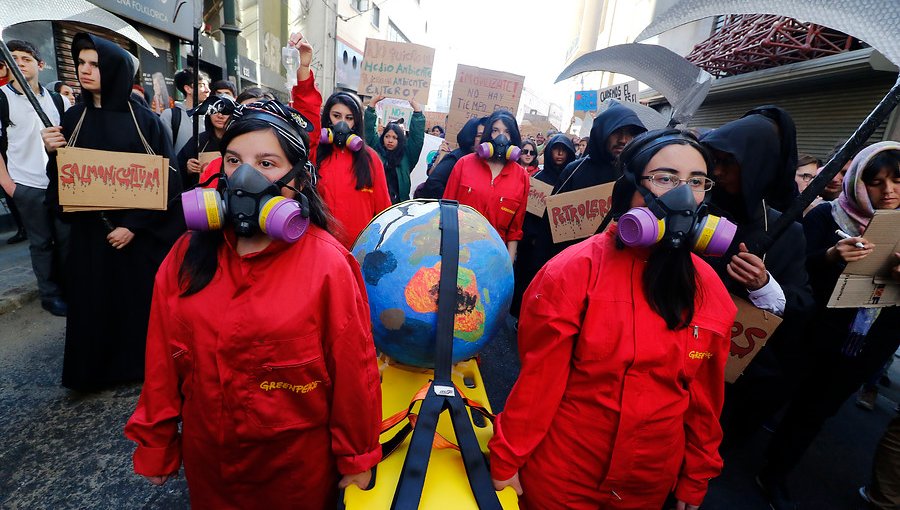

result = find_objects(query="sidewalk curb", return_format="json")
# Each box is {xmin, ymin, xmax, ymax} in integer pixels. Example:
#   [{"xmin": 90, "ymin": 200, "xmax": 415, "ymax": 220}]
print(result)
[{"xmin": 0, "ymin": 284, "xmax": 39, "ymax": 316}]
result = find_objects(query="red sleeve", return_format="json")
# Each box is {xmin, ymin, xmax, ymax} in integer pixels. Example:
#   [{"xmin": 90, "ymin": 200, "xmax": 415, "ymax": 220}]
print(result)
[
  {"xmin": 291, "ymin": 71, "xmax": 322, "ymax": 165},
  {"xmin": 488, "ymin": 254, "xmax": 590, "ymax": 479},
  {"xmin": 675, "ymin": 284, "xmax": 738, "ymax": 505},
  {"xmin": 442, "ymin": 157, "xmax": 465, "ymax": 200},
  {"xmin": 368, "ymin": 147, "xmax": 391, "ymax": 213},
  {"xmin": 322, "ymin": 249, "xmax": 383, "ymax": 474},
  {"xmin": 124, "ymin": 236, "xmax": 191, "ymax": 477},
  {"xmin": 505, "ymin": 167, "xmax": 529, "ymax": 242}
]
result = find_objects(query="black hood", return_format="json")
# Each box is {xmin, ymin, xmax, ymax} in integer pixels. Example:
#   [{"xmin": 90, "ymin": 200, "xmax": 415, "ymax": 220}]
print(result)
[
  {"xmin": 539, "ymin": 134, "xmax": 576, "ymax": 183},
  {"xmin": 72, "ymin": 33, "xmax": 137, "ymax": 111},
  {"xmin": 588, "ymin": 103, "xmax": 646, "ymax": 162},
  {"xmin": 456, "ymin": 117, "xmax": 485, "ymax": 155},
  {"xmin": 702, "ymin": 114, "xmax": 787, "ymax": 220},
  {"xmin": 742, "ymin": 105, "xmax": 799, "ymax": 212}
]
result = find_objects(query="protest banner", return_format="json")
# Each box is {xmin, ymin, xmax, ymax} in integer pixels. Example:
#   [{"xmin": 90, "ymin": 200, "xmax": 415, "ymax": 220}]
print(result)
[
  {"xmin": 597, "ymin": 80, "xmax": 639, "ymax": 104},
  {"xmin": 578, "ymin": 113, "xmax": 594, "ymax": 138},
  {"xmin": 358, "ymin": 39, "xmax": 434, "ymax": 104},
  {"xmin": 574, "ymin": 90, "xmax": 598, "ymax": 112},
  {"xmin": 376, "ymin": 98, "xmax": 415, "ymax": 128},
  {"xmin": 526, "ymin": 178, "xmax": 554, "ymax": 217},
  {"xmin": 424, "ymin": 111, "xmax": 448, "ymax": 132},
  {"xmin": 827, "ymin": 210, "xmax": 900, "ymax": 308},
  {"xmin": 409, "ymin": 133, "xmax": 444, "ymax": 200},
  {"xmin": 445, "ymin": 64, "xmax": 524, "ymax": 149},
  {"xmin": 198, "ymin": 151, "xmax": 219, "ymax": 169},
  {"xmin": 545, "ymin": 182, "xmax": 615, "ymax": 243},
  {"xmin": 725, "ymin": 295, "xmax": 783, "ymax": 383},
  {"xmin": 57, "ymin": 147, "xmax": 169, "ymax": 211}
]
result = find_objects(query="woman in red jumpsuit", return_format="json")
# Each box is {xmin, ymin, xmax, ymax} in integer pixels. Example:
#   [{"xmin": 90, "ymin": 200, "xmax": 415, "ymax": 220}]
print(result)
[
  {"xmin": 443, "ymin": 109, "xmax": 529, "ymax": 261},
  {"xmin": 291, "ymin": 65, "xmax": 390, "ymax": 249},
  {"xmin": 490, "ymin": 130, "xmax": 738, "ymax": 510},
  {"xmin": 124, "ymin": 71, "xmax": 382, "ymax": 507}
]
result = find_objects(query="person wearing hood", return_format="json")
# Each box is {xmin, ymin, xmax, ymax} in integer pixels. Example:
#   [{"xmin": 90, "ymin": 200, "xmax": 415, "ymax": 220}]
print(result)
[
  {"xmin": 698, "ymin": 109, "xmax": 815, "ymax": 478},
  {"xmin": 177, "ymin": 100, "xmax": 229, "ymax": 188},
  {"xmin": 414, "ymin": 116, "xmax": 487, "ymax": 199},
  {"xmin": 364, "ymin": 95, "xmax": 425, "ymax": 203},
  {"xmin": 40, "ymin": 33, "xmax": 183, "ymax": 391},
  {"xmin": 553, "ymin": 103, "xmax": 646, "ymax": 196},
  {"xmin": 757, "ymin": 143, "xmax": 900, "ymax": 510},
  {"xmin": 511, "ymin": 134, "xmax": 576, "ymax": 316}
]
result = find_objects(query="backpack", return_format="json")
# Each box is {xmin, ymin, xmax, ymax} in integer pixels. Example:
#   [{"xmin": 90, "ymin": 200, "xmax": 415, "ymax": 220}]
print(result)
[
  {"xmin": 0, "ymin": 85, "xmax": 65, "ymax": 164},
  {"xmin": 169, "ymin": 106, "xmax": 182, "ymax": 147}
]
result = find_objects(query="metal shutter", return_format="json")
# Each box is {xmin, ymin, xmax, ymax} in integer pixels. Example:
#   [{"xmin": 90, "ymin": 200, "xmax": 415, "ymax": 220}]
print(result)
[
  {"xmin": 689, "ymin": 73, "xmax": 897, "ymax": 159},
  {"xmin": 53, "ymin": 22, "xmax": 136, "ymax": 96}
]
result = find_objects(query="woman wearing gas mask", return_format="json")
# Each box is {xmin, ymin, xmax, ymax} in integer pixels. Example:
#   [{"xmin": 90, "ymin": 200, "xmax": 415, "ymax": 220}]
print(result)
[
  {"xmin": 443, "ymin": 109, "xmax": 530, "ymax": 260},
  {"xmin": 300, "ymin": 90, "xmax": 390, "ymax": 249},
  {"xmin": 124, "ymin": 99, "xmax": 383, "ymax": 509},
  {"xmin": 489, "ymin": 130, "xmax": 738, "ymax": 510},
  {"xmin": 364, "ymin": 94, "xmax": 425, "ymax": 204}
]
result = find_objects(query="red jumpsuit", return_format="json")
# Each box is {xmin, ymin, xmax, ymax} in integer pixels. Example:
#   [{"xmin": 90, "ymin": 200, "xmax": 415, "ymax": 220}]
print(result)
[
  {"xmin": 291, "ymin": 77, "xmax": 391, "ymax": 249},
  {"xmin": 125, "ymin": 227, "xmax": 382, "ymax": 510},
  {"xmin": 489, "ymin": 227, "xmax": 737, "ymax": 509},
  {"xmin": 443, "ymin": 153, "xmax": 529, "ymax": 243}
]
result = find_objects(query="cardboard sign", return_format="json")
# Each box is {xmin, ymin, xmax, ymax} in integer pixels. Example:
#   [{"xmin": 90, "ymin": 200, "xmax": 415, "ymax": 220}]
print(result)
[
  {"xmin": 578, "ymin": 113, "xmax": 594, "ymax": 138},
  {"xmin": 376, "ymin": 98, "xmax": 414, "ymax": 128},
  {"xmin": 526, "ymin": 178, "xmax": 553, "ymax": 217},
  {"xmin": 424, "ymin": 111, "xmax": 448, "ymax": 132},
  {"xmin": 545, "ymin": 182, "xmax": 615, "ymax": 243},
  {"xmin": 57, "ymin": 147, "xmax": 169, "ymax": 210},
  {"xmin": 828, "ymin": 210, "xmax": 900, "ymax": 308},
  {"xmin": 198, "ymin": 151, "xmax": 219, "ymax": 168},
  {"xmin": 725, "ymin": 295, "xmax": 783, "ymax": 383},
  {"xmin": 597, "ymin": 80, "xmax": 639, "ymax": 104},
  {"xmin": 358, "ymin": 39, "xmax": 434, "ymax": 104},
  {"xmin": 574, "ymin": 90, "xmax": 598, "ymax": 112},
  {"xmin": 445, "ymin": 65, "xmax": 524, "ymax": 149}
]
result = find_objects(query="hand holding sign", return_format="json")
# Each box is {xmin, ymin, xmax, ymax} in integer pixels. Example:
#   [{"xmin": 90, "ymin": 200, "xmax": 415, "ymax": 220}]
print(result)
[{"xmin": 41, "ymin": 126, "xmax": 67, "ymax": 153}]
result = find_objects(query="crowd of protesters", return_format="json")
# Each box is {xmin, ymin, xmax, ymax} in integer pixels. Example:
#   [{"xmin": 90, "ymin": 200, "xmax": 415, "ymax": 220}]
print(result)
[{"xmin": 0, "ymin": 26, "xmax": 898, "ymax": 510}]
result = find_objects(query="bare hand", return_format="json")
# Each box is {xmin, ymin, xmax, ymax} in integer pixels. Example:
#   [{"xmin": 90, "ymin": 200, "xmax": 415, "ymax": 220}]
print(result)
[
  {"xmin": 726, "ymin": 242, "xmax": 769, "ymax": 291},
  {"xmin": 676, "ymin": 501, "xmax": 699, "ymax": 510},
  {"xmin": 107, "ymin": 227, "xmax": 135, "ymax": 250},
  {"xmin": 186, "ymin": 158, "xmax": 202, "ymax": 174},
  {"xmin": 338, "ymin": 469, "xmax": 372, "ymax": 490},
  {"xmin": 143, "ymin": 471, "xmax": 177, "ymax": 486},
  {"xmin": 492, "ymin": 473, "xmax": 523, "ymax": 495},
  {"xmin": 409, "ymin": 98, "xmax": 422, "ymax": 112},
  {"xmin": 288, "ymin": 32, "xmax": 313, "ymax": 67},
  {"xmin": 369, "ymin": 94, "xmax": 386, "ymax": 109},
  {"xmin": 1, "ymin": 180, "xmax": 14, "ymax": 197},
  {"xmin": 828, "ymin": 236, "xmax": 875, "ymax": 263},
  {"xmin": 41, "ymin": 126, "xmax": 67, "ymax": 153}
]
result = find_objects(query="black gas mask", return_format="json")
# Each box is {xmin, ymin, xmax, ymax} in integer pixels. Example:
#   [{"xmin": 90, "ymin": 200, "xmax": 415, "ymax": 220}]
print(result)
[{"xmin": 476, "ymin": 134, "xmax": 521, "ymax": 162}]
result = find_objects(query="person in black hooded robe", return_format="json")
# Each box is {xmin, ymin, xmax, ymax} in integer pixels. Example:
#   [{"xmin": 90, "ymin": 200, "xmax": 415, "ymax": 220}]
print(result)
[
  {"xmin": 42, "ymin": 33, "xmax": 183, "ymax": 391},
  {"xmin": 699, "ymin": 109, "xmax": 815, "ymax": 457},
  {"xmin": 510, "ymin": 134, "xmax": 576, "ymax": 316},
  {"xmin": 414, "ymin": 116, "xmax": 486, "ymax": 199}
]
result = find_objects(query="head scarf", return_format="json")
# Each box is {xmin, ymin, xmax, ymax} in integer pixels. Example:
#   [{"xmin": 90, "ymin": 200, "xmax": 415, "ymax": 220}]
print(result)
[{"xmin": 832, "ymin": 140, "xmax": 900, "ymax": 236}]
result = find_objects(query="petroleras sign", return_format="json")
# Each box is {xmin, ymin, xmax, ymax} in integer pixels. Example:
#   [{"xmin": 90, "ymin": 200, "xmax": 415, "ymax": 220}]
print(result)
[{"xmin": 91, "ymin": 0, "xmax": 194, "ymax": 40}]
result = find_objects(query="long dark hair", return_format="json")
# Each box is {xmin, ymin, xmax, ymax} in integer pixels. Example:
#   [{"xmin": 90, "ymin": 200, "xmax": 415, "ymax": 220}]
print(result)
[
  {"xmin": 178, "ymin": 119, "xmax": 331, "ymax": 296},
  {"xmin": 317, "ymin": 92, "xmax": 375, "ymax": 190},
  {"xmin": 379, "ymin": 122, "xmax": 407, "ymax": 169},
  {"xmin": 520, "ymin": 140, "xmax": 539, "ymax": 169},
  {"xmin": 612, "ymin": 129, "xmax": 713, "ymax": 330},
  {"xmin": 479, "ymin": 110, "xmax": 522, "ymax": 147}
]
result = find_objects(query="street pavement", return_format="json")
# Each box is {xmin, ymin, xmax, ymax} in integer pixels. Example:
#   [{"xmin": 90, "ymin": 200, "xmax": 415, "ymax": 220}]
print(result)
[{"xmin": 0, "ymin": 226, "xmax": 897, "ymax": 509}]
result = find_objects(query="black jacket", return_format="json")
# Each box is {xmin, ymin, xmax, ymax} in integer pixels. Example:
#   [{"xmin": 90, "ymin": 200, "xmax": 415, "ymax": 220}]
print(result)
[
  {"xmin": 511, "ymin": 134, "xmax": 577, "ymax": 316},
  {"xmin": 415, "ymin": 117, "xmax": 483, "ymax": 199},
  {"xmin": 553, "ymin": 104, "xmax": 645, "ymax": 194}
]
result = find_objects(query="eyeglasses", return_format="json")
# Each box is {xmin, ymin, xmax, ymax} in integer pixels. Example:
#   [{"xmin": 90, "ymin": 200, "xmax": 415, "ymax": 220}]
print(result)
[
  {"xmin": 796, "ymin": 173, "xmax": 816, "ymax": 182},
  {"xmin": 642, "ymin": 172, "xmax": 714, "ymax": 191},
  {"xmin": 521, "ymin": 149, "xmax": 535, "ymax": 156}
]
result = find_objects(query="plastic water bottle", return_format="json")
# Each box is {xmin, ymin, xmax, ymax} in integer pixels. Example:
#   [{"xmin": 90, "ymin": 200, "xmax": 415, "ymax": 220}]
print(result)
[{"xmin": 283, "ymin": 46, "xmax": 300, "ymax": 89}]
